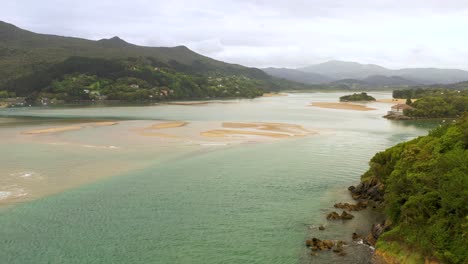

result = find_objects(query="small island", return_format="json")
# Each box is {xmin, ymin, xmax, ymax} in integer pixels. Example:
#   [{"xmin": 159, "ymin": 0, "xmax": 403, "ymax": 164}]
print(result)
[{"xmin": 339, "ymin": 92, "xmax": 376, "ymax": 102}]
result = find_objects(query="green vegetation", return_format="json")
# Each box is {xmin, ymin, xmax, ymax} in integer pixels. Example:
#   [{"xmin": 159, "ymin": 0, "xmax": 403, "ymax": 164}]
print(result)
[
  {"xmin": 0, "ymin": 21, "xmax": 312, "ymax": 103},
  {"xmin": 339, "ymin": 92, "xmax": 376, "ymax": 102},
  {"xmin": 361, "ymin": 113, "xmax": 468, "ymax": 263},
  {"xmin": 8, "ymin": 56, "xmax": 267, "ymax": 103},
  {"xmin": 0, "ymin": 90, "xmax": 15, "ymax": 98},
  {"xmin": 392, "ymin": 89, "xmax": 468, "ymax": 118},
  {"xmin": 393, "ymin": 88, "xmax": 468, "ymax": 99}
]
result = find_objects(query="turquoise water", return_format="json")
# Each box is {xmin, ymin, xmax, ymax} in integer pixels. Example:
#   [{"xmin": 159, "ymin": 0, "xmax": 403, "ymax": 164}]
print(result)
[{"xmin": 0, "ymin": 93, "xmax": 437, "ymax": 263}]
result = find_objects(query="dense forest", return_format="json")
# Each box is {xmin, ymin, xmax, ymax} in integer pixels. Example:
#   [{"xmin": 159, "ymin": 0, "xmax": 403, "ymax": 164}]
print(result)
[
  {"xmin": 339, "ymin": 92, "xmax": 375, "ymax": 102},
  {"xmin": 392, "ymin": 89, "xmax": 468, "ymax": 118},
  {"xmin": 0, "ymin": 21, "xmax": 314, "ymax": 103},
  {"xmin": 360, "ymin": 113, "xmax": 468, "ymax": 263},
  {"xmin": 0, "ymin": 56, "xmax": 273, "ymax": 103}
]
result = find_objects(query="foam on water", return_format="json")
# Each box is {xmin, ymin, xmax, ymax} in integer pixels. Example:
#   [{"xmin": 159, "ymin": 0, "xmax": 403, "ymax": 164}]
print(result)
[
  {"xmin": 0, "ymin": 191, "xmax": 12, "ymax": 200},
  {"xmin": 10, "ymin": 171, "xmax": 39, "ymax": 178}
]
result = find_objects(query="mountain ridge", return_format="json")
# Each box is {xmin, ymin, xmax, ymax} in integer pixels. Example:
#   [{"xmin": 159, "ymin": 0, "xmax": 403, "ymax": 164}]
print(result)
[
  {"xmin": 0, "ymin": 20, "xmax": 271, "ymax": 87},
  {"xmin": 264, "ymin": 60, "xmax": 468, "ymax": 86}
]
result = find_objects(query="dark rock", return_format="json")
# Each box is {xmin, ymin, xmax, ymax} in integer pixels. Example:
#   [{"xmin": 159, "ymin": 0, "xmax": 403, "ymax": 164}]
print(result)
[
  {"xmin": 336, "ymin": 240, "xmax": 346, "ymax": 247},
  {"xmin": 305, "ymin": 239, "xmax": 312, "ymax": 247},
  {"xmin": 327, "ymin": 211, "xmax": 341, "ymax": 220},
  {"xmin": 348, "ymin": 186, "xmax": 356, "ymax": 192},
  {"xmin": 322, "ymin": 240, "xmax": 334, "ymax": 249},
  {"xmin": 348, "ymin": 177, "xmax": 385, "ymax": 203},
  {"xmin": 327, "ymin": 211, "xmax": 354, "ymax": 220},
  {"xmin": 352, "ymin": 232, "xmax": 361, "ymax": 240},
  {"xmin": 364, "ymin": 233, "xmax": 376, "ymax": 246},
  {"xmin": 338, "ymin": 251, "xmax": 347, "ymax": 256},
  {"xmin": 334, "ymin": 201, "xmax": 368, "ymax": 211},
  {"xmin": 319, "ymin": 225, "xmax": 325, "ymax": 231},
  {"xmin": 340, "ymin": 211, "xmax": 354, "ymax": 220}
]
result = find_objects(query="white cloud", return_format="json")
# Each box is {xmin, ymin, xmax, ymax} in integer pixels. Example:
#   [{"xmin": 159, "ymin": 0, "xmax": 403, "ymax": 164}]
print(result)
[{"xmin": 2, "ymin": 0, "xmax": 468, "ymax": 69}]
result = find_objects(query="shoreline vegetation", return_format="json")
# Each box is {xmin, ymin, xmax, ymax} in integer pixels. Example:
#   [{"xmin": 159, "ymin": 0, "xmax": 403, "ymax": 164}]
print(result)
[
  {"xmin": 339, "ymin": 92, "xmax": 376, "ymax": 102},
  {"xmin": 349, "ymin": 113, "xmax": 467, "ymax": 263},
  {"xmin": 385, "ymin": 89, "xmax": 468, "ymax": 120}
]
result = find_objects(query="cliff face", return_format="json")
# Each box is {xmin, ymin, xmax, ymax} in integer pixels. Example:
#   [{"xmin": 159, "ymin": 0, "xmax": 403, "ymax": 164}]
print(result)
[{"xmin": 350, "ymin": 113, "xmax": 468, "ymax": 264}]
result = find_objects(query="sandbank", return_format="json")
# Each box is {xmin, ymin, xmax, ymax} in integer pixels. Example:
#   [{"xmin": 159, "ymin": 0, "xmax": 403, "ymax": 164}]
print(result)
[
  {"xmin": 310, "ymin": 102, "xmax": 376, "ymax": 111},
  {"xmin": 201, "ymin": 129, "xmax": 292, "ymax": 138},
  {"xmin": 203, "ymin": 122, "xmax": 314, "ymax": 138},
  {"xmin": 145, "ymin": 121, "xmax": 188, "ymax": 129},
  {"xmin": 22, "ymin": 126, "xmax": 84, "ymax": 134},
  {"xmin": 165, "ymin": 101, "xmax": 234, "ymax": 106},
  {"xmin": 22, "ymin": 121, "xmax": 118, "ymax": 135},
  {"xmin": 222, "ymin": 122, "xmax": 309, "ymax": 134},
  {"xmin": 138, "ymin": 132, "xmax": 180, "ymax": 138},
  {"xmin": 263, "ymin": 93, "xmax": 288, "ymax": 97},
  {"xmin": 90, "ymin": 121, "xmax": 118, "ymax": 127}
]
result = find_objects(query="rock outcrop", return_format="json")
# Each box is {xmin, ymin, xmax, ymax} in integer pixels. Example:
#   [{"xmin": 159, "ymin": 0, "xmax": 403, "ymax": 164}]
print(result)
[
  {"xmin": 305, "ymin": 237, "xmax": 347, "ymax": 256},
  {"xmin": 326, "ymin": 211, "xmax": 354, "ymax": 220},
  {"xmin": 348, "ymin": 177, "xmax": 384, "ymax": 203},
  {"xmin": 334, "ymin": 201, "xmax": 368, "ymax": 211}
]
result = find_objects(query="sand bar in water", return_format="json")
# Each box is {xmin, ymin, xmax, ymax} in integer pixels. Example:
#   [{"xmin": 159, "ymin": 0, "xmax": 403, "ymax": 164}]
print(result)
[{"xmin": 310, "ymin": 102, "xmax": 376, "ymax": 111}]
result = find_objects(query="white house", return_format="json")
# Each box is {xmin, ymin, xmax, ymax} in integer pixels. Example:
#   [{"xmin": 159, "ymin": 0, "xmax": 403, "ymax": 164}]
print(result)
[{"xmin": 388, "ymin": 104, "xmax": 413, "ymax": 116}]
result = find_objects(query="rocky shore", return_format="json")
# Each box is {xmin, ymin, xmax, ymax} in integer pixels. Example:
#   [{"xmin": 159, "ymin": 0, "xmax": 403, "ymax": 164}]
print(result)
[{"xmin": 305, "ymin": 176, "xmax": 389, "ymax": 261}]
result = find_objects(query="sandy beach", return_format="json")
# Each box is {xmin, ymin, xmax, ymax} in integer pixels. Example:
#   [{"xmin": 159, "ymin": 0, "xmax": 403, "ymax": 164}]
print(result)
[
  {"xmin": 201, "ymin": 129, "xmax": 292, "ymax": 138},
  {"xmin": 23, "ymin": 126, "xmax": 83, "ymax": 135},
  {"xmin": 138, "ymin": 131, "xmax": 180, "ymax": 138},
  {"xmin": 310, "ymin": 102, "xmax": 376, "ymax": 111},
  {"xmin": 165, "ymin": 101, "xmax": 235, "ymax": 106},
  {"xmin": 165, "ymin": 101, "xmax": 211, "ymax": 105},
  {"xmin": 22, "ymin": 121, "xmax": 118, "ymax": 135},
  {"xmin": 90, "ymin": 121, "xmax": 118, "ymax": 126},
  {"xmin": 202, "ymin": 122, "xmax": 313, "ymax": 138},
  {"xmin": 223, "ymin": 122, "xmax": 309, "ymax": 133},
  {"xmin": 263, "ymin": 92, "xmax": 288, "ymax": 97},
  {"xmin": 145, "ymin": 121, "xmax": 188, "ymax": 129},
  {"xmin": 376, "ymin": 98, "xmax": 408, "ymax": 104}
]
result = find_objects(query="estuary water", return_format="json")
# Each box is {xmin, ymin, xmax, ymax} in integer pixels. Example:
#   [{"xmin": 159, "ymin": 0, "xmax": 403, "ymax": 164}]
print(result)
[{"xmin": 0, "ymin": 92, "xmax": 437, "ymax": 263}]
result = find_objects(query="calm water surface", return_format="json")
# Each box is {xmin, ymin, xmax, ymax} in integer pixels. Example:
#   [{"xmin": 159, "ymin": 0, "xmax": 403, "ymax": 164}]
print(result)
[{"xmin": 0, "ymin": 92, "xmax": 438, "ymax": 263}]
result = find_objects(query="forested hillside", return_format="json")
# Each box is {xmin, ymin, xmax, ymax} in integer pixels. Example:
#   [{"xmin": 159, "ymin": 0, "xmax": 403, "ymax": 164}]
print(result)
[
  {"xmin": 0, "ymin": 21, "xmax": 307, "ymax": 102},
  {"xmin": 360, "ymin": 113, "xmax": 468, "ymax": 263}
]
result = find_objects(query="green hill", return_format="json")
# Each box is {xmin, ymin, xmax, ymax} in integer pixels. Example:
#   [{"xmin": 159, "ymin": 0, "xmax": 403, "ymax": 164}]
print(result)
[
  {"xmin": 0, "ymin": 21, "xmax": 266, "ymax": 81},
  {"xmin": 1, "ymin": 21, "xmax": 309, "ymax": 102},
  {"xmin": 357, "ymin": 113, "xmax": 468, "ymax": 263}
]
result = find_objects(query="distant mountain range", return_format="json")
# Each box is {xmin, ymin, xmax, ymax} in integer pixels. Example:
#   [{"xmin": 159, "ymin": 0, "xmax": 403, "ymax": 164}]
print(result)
[
  {"xmin": 2, "ymin": 20, "xmax": 468, "ymax": 95},
  {"xmin": 263, "ymin": 60, "xmax": 468, "ymax": 87}
]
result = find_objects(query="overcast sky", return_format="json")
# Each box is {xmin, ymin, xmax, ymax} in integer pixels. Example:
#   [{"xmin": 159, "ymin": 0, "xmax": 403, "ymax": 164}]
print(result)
[{"xmin": 2, "ymin": 0, "xmax": 468, "ymax": 69}]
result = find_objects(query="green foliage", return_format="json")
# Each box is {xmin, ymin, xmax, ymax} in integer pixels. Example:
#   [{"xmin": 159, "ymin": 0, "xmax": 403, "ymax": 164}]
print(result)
[
  {"xmin": 404, "ymin": 95, "xmax": 468, "ymax": 118},
  {"xmin": 0, "ymin": 21, "xmax": 311, "ymax": 100},
  {"xmin": 364, "ymin": 113, "xmax": 468, "ymax": 263},
  {"xmin": 7, "ymin": 57, "xmax": 266, "ymax": 103},
  {"xmin": 0, "ymin": 90, "xmax": 15, "ymax": 98},
  {"xmin": 393, "ymin": 88, "xmax": 468, "ymax": 118},
  {"xmin": 339, "ymin": 92, "xmax": 376, "ymax": 102}
]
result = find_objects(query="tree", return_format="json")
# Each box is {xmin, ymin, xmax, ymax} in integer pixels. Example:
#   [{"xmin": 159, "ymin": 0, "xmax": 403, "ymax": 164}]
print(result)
[{"xmin": 406, "ymin": 98, "xmax": 412, "ymax": 105}]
